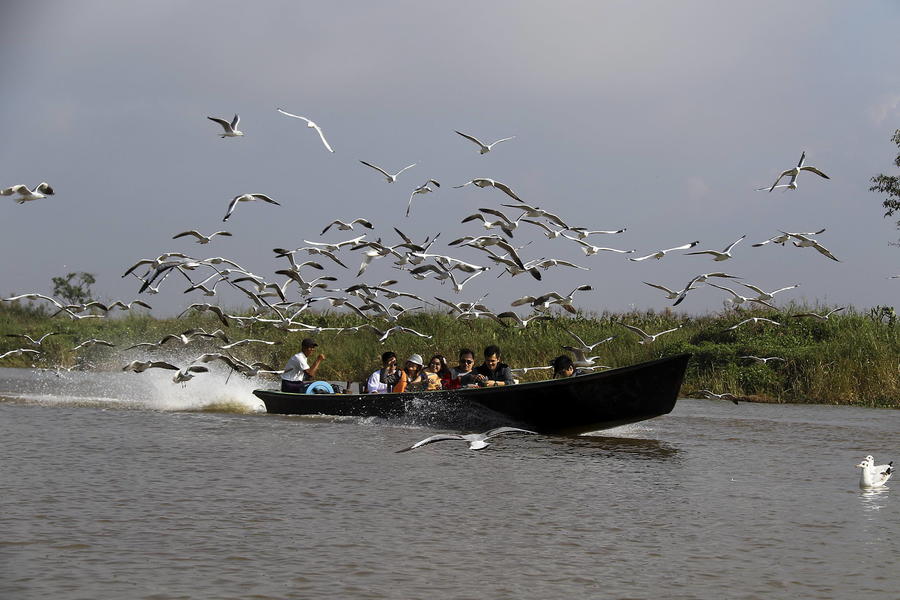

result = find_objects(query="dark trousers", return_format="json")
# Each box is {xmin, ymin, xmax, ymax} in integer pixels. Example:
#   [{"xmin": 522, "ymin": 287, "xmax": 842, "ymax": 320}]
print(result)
[{"xmin": 281, "ymin": 379, "xmax": 308, "ymax": 393}]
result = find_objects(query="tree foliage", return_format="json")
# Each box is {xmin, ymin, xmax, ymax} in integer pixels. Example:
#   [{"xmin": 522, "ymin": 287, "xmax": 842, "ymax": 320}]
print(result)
[
  {"xmin": 51, "ymin": 272, "xmax": 96, "ymax": 305},
  {"xmin": 870, "ymin": 129, "xmax": 900, "ymax": 246}
]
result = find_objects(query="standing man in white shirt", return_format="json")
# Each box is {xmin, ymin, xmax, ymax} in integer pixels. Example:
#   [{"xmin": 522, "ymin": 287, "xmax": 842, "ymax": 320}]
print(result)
[{"xmin": 281, "ymin": 338, "xmax": 325, "ymax": 392}]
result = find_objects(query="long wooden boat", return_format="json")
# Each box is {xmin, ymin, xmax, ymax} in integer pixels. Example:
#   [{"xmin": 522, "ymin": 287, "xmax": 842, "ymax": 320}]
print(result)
[{"xmin": 253, "ymin": 353, "xmax": 690, "ymax": 435}]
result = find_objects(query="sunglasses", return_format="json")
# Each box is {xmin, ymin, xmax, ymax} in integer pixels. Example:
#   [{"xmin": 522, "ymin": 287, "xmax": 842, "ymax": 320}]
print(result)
[{"xmin": 460, "ymin": 359, "xmax": 474, "ymax": 364}]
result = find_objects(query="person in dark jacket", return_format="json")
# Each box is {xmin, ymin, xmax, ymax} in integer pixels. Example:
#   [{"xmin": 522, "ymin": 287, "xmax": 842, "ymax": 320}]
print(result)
[
  {"xmin": 551, "ymin": 354, "xmax": 588, "ymax": 378},
  {"xmin": 472, "ymin": 345, "xmax": 514, "ymax": 387}
]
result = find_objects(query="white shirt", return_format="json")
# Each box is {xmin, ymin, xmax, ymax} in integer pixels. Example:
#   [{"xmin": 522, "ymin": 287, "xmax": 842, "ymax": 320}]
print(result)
[
  {"xmin": 282, "ymin": 352, "xmax": 311, "ymax": 381},
  {"xmin": 366, "ymin": 369, "xmax": 389, "ymax": 394}
]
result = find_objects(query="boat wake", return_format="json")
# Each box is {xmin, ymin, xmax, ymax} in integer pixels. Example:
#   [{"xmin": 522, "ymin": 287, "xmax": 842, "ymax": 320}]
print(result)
[{"xmin": 0, "ymin": 365, "xmax": 266, "ymax": 413}]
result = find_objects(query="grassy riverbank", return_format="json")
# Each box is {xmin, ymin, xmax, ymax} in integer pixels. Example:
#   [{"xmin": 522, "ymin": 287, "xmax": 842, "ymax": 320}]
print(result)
[{"xmin": 1, "ymin": 303, "xmax": 898, "ymax": 407}]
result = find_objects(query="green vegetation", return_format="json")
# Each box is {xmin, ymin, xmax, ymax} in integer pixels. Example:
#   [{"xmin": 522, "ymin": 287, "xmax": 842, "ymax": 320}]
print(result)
[
  {"xmin": 871, "ymin": 128, "xmax": 900, "ymax": 247},
  {"xmin": 1, "ymin": 301, "xmax": 898, "ymax": 407},
  {"xmin": 51, "ymin": 272, "xmax": 96, "ymax": 305}
]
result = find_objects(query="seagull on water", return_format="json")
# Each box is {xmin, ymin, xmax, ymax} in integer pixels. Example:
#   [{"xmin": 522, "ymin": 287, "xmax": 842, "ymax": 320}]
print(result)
[
  {"xmin": 1, "ymin": 182, "xmax": 55, "ymax": 203},
  {"xmin": 684, "ymin": 235, "xmax": 746, "ymax": 261},
  {"xmin": 762, "ymin": 151, "xmax": 830, "ymax": 192},
  {"xmin": 856, "ymin": 455, "xmax": 894, "ymax": 488},
  {"xmin": 454, "ymin": 130, "xmax": 516, "ymax": 154},
  {"xmin": 277, "ymin": 108, "xmax": 334, "ymax": 152},
  {"xmin": 396, "ymin": 427, "xmax": 537, "ymax": 452},
  {"xmin": 359, "ymin": 160, "xmax": 417, "ymax": 183},
  {"xmin": 223, "ymin": 193, "xmax": 280, "ymax": 222},
  {"xmin": 207, "ymin": 114, "xmax": 243, "ymax": 137}
]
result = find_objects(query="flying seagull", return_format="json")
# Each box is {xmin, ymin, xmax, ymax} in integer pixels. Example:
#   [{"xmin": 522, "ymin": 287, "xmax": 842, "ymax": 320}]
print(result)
[
  {"xmin": 453, "ymin": 178, "xmax": 522, "ymax": 202},
  {"xmin": 4, "ymin": 332, "xmax": 59, "ymax": 347},
  {"xmin": 396, "ymin": 427, "xmax": 537, "ymax": 452},
  {"xmin": 763, "ymin": 151, "xmax": 830, "ymax": 192},
  {"xmin": 72, "ymin": 339, "xmax": 116, "ymax": 350},
  {"xmin": 1, "ymin": 182, "xmax": 55, "ymax": 203},
  {"xmin": 277, "ymin": 108, "xmax": 334, "ymax": 152},
  {"xmin": 792, "ymin": 307, "xmax": 845, "ymax": 321},
  {"xmin": 407, "ymin": 179, "xmax": 441, "ymax": 217},
  {"xmin": 0, "ymin": 348, "xmax": 41, "ymax": 360},
  {"xmin": 320, "ymin": 218, "xmax": 374, "ymax": 235},
  {"xmin": 359, "ymin": 160, "xmax": 417, "ymax": 183},
  {"xmin": 698, "ymin": 390, "xmax": 740, "ymax": 405},
  {"xmin": 172, "ymin": 230, "xmax": 232, "ymax": 244},
  {"xmin": 619, "ymin": 323, "xmax": 682, "ymax": 344},
  {"xmin": 739, "ymin": 355, "xmax": 786, "ymax": 364},
  {"xmin": 207, "ymin": 114, "xmax": 243, "ymax": 137},
  {"xmin": 223, "ymin": 193, "xmax": 280, "ymax": 222},
  {"xmin": 454, "ymin": 130, "xmax": 516, "ymax": 154},
  {"xmin": 725, "ymin": 317, "xmax": 782, "ymax": 331},
  {"xmin": 628, "ymin": 241, "xmax": 700, "ymax": 262},
  {"xmin": 684, "ymin": 235, "xmax": 746, "ymax": 261}
]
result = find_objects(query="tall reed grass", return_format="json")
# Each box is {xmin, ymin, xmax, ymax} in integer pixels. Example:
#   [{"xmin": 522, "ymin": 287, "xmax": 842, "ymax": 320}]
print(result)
[{"xmin": 1, "ymin": 302, "xmax": 897, "ymax": 407}]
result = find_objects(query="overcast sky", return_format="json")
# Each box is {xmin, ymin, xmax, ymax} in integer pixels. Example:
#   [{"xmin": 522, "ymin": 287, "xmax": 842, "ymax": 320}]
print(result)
[{"xmin": 2, "ymin": 1, "xmax": 900, "ymax": 319}]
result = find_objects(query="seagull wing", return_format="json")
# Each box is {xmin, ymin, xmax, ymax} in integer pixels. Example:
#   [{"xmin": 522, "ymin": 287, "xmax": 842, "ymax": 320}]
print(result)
[
  {"xmin": 250, "ymin": 193, "xmax": 279, "ymax": 205},
  {"xmin": 800, "ymin": 166, "xmax": 829, "ymax": 179},
  {"xmin": 223, "ymin": 196, "xmax": 240, "ymax": 222},
  {"xmin": 620, "ymin": 323, "xmax": 650, "ymax": 339},
  {"xmin": 207, "ymin": 116, "xmax": 232, "ymax": 131},
  {"xmin": 173, "ymin": 230, "xmax": 202, "ymax": 240},
  {"xmin": 395, "ymin": 163, "xmax": 417, "ymax": 177},
  {"xmin": 483, "ymin": 426, "xmax": 538, "ymax": 438},
  {"xmin": 359, "ymin": 160, "xmax": 392, "ymax": 178},
  {"xmin": 488, "ymin": 136, "xmax": 516, "ymax": 148},
  {"xmin": 395, "ymin": 434, "xmax": 467, "ymax": 453},
  {"xmin": 310, "ymin": 123, "xmax": 334, "ymax": 152},
  {"xmin": 768, "ymin": 169, "xmax": 793, "ymax": 191},
  {"xmin": 454, "ymin": 130, "xmax": 486, "ymax": 148},
  {"xmin": 493, "ymin": 181, "xmax": 522, "ymax": 202}
]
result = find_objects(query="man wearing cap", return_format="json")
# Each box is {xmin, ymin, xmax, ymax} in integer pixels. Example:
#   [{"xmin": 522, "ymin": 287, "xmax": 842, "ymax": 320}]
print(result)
[{"xmin": 281, "ymin": 338, "xmax": 326, "ymax": 393}]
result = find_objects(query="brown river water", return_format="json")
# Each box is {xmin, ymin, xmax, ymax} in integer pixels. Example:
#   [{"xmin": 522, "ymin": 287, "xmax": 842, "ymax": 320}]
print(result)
[{"xmin": 1, "ymin": 367, "xmax": 897, "ymax": 599}]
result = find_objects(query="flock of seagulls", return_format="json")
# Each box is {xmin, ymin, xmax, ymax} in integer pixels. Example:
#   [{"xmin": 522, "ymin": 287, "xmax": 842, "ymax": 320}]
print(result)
[
  {"xmin": 2, "ymin": 114, "xmax": 894, "ymax": 481},
  {"xmin": 2, "ymin": 110, "xmax": 878, "ymax": 444}
]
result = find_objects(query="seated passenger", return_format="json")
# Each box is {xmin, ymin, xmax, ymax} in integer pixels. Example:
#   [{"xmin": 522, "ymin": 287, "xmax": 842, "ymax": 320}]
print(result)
[
  {"xmin": 551, "ymin": 354, "xmax": 587, "ymax": 378},
  {"xmin": 281, "ymin": 337, "xmax": 325, "ymax": 392},
  {"xmin": 366, "ymin": 351, "xmax": 406, "ymax": 394},
  {"xmin": 472, "ymin": 344, "xmax": 514, "ymax": 387},
  {"xmin": 395, "ymin": 354, "xmax": 427, "ymax": 392},
  {"xmin": 447, "ymin": 348, "xmax": 477, "ymax": 389},
  {"xmin": 425, "ymin": 354, "xmax": 452, "ymax": 390}
]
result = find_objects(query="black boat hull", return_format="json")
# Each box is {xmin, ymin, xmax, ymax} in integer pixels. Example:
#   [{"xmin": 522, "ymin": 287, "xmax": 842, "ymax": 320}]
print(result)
[{"xmin": 253, "ymin": 353, "xmax": 690, "ymax": 434}]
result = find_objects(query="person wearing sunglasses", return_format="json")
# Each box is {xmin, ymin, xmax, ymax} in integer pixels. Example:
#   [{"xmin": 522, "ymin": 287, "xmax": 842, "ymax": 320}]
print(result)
[{"xmin": 447, "ymin": 348, "xmax": 478, "ymax": 389}]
